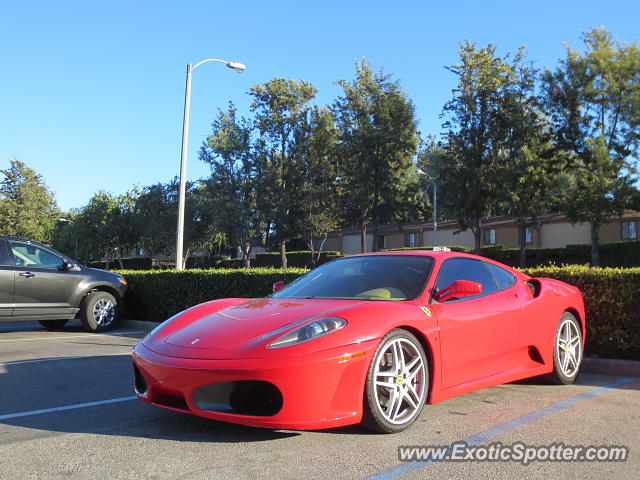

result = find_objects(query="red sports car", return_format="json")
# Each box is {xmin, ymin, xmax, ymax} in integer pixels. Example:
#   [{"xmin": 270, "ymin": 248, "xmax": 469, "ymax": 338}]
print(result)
[{"xmin": 132, "ymin": 251, "xmax": 585, "ymax": 433}]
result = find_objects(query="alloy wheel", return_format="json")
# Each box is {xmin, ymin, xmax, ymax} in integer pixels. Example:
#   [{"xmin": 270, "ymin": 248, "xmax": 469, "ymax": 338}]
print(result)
[
  {"xmin": 557, "ymin": 317, "xmax": 582, "ymax": 377},
  {"xmin": 373, "ymin": 337, "xmax": 427, "ymax": 425},
  {"xmin": 93, "ymin": 298, "xmax": 116, "ymax": 327}
]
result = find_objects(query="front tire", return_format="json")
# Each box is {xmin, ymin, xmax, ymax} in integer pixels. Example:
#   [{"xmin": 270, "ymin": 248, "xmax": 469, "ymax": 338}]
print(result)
[
  {"xmin": 362, "ymin": 329, "xmax": 429, "ymax": 433},
  {"xmin": 548, "ymin": 312, "xmax": 583, "ymax": 385},
  {"xmin": 80, "ymin": 291, "xmax": 120, "ymax": 332},
  {"xmin": 38, "ymin": 319, "xmax": 69, "ymax": 330}
]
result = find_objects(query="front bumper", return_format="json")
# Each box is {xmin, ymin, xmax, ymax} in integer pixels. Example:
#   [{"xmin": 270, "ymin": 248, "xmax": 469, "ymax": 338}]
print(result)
[{"xmin": 131, "ymin": 340, "xmax": 375, "ymax": 430}]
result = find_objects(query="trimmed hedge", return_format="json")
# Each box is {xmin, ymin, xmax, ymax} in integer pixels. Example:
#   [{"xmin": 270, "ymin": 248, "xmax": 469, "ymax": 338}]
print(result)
[
  {"xmin": 480, "ymin": 246, "xmax": 568, "ymax": 267},
  {"xmin": 116, "ymin": 264, "xmax": 640, "ymax": 360},
  {"xmin": 253, "ymin": 250, "xmax": 342, "ymax": 268},
  {"xmin": 117, "ymin": 268, "xmax": 307, "ymax": 322},
  {"xmin": 216, "ymin": 251, "xmax": 342, "ymax": 269},
  {"xmin": 383, "ymin": 240, "xmax": 640, "ymax": 267},
  {"xmin": 521, "ymin": 265, "xmax": 640, "ymax": 360}
]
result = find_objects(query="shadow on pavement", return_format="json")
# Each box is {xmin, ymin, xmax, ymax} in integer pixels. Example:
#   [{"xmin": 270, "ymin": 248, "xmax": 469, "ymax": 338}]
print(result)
[{"xmin": 0, "ymin": 354, "xmax": 300, "ymax": 443}]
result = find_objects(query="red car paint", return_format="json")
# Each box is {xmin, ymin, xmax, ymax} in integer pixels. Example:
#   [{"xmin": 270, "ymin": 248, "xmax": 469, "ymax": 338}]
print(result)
[{"xmin": 132, "ymin": 251, "xmax": 585, "ymax": 430}]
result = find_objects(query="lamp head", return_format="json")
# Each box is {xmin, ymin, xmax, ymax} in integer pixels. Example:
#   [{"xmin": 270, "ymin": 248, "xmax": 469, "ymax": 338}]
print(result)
[{"xmin": 227, "ymin": 61, "xmax": 246, "ymax": 73}]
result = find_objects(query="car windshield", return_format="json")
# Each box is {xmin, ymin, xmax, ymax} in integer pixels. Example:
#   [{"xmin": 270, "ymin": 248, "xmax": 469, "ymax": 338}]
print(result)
[{"xmin": 272, "ymin": 255, "xmax": 435, "ymax": 301}]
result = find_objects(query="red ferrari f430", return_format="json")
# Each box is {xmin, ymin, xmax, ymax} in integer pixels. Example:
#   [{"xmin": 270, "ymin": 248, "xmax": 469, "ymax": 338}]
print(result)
[{"xmin": 132, "ymin": 251, "xmax": 585, "ymax": 433}]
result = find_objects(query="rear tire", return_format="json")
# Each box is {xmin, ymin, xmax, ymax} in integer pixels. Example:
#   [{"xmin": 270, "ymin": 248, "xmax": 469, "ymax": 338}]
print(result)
[
  {"xmin": 362, "ymin": 329, "xmax": 429, "ymax": 433},
  {"xmin": 80, "ymin": 291, "xmax": 120, "ymax": 332},
  {"xmin": 548, "ymin": 312, "xmax": 583, "ymax": 385},
  {"xmin": 38, "ymin": 319, "xmax": 69, "ymax": 330}
]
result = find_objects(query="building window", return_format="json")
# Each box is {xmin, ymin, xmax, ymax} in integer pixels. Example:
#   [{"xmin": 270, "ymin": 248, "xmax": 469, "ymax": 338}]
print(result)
[
  {"xmin": 622, "ymin": 221, "xmax": 637, "ymax": 240},
  {"xmin": 525, "ymin": 227, "xmax": 532, "ymax": 244},
  {"xmin": 405, "ymin": 233, "xmax": 416, "ymax": 248},
  {"xmin": 377, "ymin": 235, "xmax": 389, "ymax": 250},
  {"xmin": 484, "ymin": 229, "xmax": 496, "ymax": 245}
]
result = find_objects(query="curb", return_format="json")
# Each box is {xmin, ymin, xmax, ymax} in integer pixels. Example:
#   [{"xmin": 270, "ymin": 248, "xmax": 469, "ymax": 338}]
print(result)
[
  {"xmin": 121, "ymin": 319, "xmax": 640, "ymax": 378},
  {"xmin": 582, "ymin": 357, "xmax": 640, "ymax": 378}
]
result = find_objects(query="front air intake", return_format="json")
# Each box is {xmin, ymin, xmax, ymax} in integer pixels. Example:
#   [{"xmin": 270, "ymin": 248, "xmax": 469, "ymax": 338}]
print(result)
[
  {"xmin": 192, "ymin": 381, "xmax": 283, "ymax": 416},
  {"xmin": 151, "ymin": 385, "xmax": 189, "ymax": 412}
]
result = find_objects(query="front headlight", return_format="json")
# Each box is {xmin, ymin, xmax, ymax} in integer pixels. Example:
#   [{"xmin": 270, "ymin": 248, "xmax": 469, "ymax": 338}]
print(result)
[{"xmin": 268, "ymin": 317, "xmax": 347, "ymax": 348}]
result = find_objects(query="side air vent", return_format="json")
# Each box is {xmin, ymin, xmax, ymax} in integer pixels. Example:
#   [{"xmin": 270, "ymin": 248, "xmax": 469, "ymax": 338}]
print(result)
[
  {"xmin": 526, "ymin": 279, "xmax": 542, "ymax": 298},
  {"xmin": 528, "ymin": 346, "xmax": 544, "ymax": 364}
]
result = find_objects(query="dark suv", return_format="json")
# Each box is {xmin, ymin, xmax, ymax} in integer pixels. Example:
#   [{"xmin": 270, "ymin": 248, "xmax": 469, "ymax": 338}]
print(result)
[{"xmin": 0, "ymin": 236, "xmax": 127, "ymax": 332}]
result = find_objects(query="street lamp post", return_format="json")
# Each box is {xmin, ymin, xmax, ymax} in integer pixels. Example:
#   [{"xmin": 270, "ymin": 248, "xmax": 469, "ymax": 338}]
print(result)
[
  {"xmin": 417, "ymin": 169, "xmax": 438, "ymax": 247},
  {"xmin": 175, "ymin": 59, "xmax": 246, "ymax": 270}
]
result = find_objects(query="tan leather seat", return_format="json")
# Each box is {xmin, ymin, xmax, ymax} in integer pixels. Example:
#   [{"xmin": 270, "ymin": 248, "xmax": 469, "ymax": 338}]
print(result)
[{"xmin": 355, "ymin": 287, "xmax": 406, "ymax": 300}]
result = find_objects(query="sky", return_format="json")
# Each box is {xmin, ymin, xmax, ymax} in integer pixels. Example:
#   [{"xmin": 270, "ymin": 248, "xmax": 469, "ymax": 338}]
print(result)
[{"xmin": 1, "ymin": 0, "xmax": 638, "ymax": 212}]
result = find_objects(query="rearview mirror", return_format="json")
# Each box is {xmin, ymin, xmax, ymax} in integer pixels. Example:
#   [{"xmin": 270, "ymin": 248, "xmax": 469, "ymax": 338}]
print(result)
[
  {"xmin": 272, "ymin": 281, "xmax": 285, "ymax": 293},
  {"xmin": 434, "ymin": 280, "xmax": 482, "ymax": 303}
]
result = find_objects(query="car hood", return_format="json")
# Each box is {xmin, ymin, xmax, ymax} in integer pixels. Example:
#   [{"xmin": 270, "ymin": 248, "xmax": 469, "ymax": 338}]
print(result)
[
  {"xmin": 146, "ymin": 297, "xmax": 364, "ymax": 359},
  {"xmin": 82, "ymin": 266, "xmax": 124, "ymax": 282}
]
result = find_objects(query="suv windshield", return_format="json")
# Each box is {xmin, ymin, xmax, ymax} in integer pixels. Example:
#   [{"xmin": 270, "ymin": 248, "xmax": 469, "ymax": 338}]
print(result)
[{"xmin": 272, "ymin": 255, "xmax": 434, "ymax": 301}]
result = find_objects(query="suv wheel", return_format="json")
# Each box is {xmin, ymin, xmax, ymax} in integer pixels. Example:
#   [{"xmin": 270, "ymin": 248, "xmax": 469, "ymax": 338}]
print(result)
[{"xmin": 80, "ymin": 291, "xmax": 120, "ymax": 332}]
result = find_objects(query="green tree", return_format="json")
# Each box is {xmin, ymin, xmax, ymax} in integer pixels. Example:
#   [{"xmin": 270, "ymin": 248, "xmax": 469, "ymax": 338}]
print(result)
[
  {"xmin": 134, "ymin": 180, "xmax": 214, "ymax": 266},
  {"xmin": 440, "ymin": 42, "xmax": 532, "ymax": 252},
  {"xmin": 493, "ymin": 50, "xmax": 564, "ymax": 267},
  {"xmin": 51, "ymin": 211, "xmax": 80, "ymax": 258},
  {"xmin": 543, "ymin": 27, "xmax": 640, "ymax": 265},
  {"xmin": 250, "ymin": 78, "xmax": 318, "ymax": 267},
  {"xmin": 69, "ymin": 190, "xmax": 140, "ymax": 266},
  {"xmin": 333, "ymin": 59, "xmax": 420, "ymax": 253},
  {"xmin": 134, "ymin": 183, "xmax": 176, "ymax": 259},
  {"xmin": 299, "ymin": 106, "xmax": 340, "ymax": 264},
  {"xmin": 73, "ymin": 192, "xmax": 122, "ymax": 265},
  {"xmin": 0, "ymin": 159, "xmax": 59, "ymax": 243},
  {"xmin": 200, "ymin": 103, "xmax": 263, "ymax": 267}
]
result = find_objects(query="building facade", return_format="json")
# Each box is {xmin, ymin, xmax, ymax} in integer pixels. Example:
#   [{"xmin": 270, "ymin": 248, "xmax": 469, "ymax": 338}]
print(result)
[{"xmin": 324, "ymin": 212, "xmax": 640, "ymax": 255}]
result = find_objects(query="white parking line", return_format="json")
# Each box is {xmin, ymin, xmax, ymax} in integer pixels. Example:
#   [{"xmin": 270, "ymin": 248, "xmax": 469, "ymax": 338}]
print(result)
[
  {"xmin": 0, "ymin": 330, "xmax": 144, "ymax": 342},
  {"xmin": 0, "ymin": 396, "xmax": 137, "ymax": 421},
  {"xmin": 0, "ymin": 352, "xmax": 132, "ymax": 366}
]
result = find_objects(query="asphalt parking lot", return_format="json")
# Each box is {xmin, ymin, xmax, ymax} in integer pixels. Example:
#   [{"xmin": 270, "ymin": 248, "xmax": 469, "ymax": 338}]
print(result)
[{"xmin": 1, "ymin": 320, "xmax": 639, "ymax": 480}]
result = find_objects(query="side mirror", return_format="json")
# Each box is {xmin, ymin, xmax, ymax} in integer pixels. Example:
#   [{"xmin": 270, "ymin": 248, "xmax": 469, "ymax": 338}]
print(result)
[
  {"xmin": 434, "ymin": 280, "xmax": 482, "ymax": 303},
  {"xmin": 272, "ymin": 281, "xmax": 285, "ymax": 293},
  {"xmin": 61, "ymin": 260, "xmax": 81, "ymax": 272}
]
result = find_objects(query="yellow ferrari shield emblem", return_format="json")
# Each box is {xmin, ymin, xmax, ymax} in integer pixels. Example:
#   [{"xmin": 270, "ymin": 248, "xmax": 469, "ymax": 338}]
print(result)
[{"xmin": 419, "ymin": 306, "xmax": 432, "ymax": 317}]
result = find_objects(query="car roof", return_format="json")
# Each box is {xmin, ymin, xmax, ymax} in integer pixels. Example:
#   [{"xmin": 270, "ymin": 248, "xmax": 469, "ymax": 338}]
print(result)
[{"xmin": 347, "ymin": 250, "xmax": 472, "ymax": 259}]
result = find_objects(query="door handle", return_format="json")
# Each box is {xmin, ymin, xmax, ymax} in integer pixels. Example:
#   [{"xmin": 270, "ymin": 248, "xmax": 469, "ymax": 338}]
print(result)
[
  {"xmin": 19, "ymin": 272, "xmax": 35, "ymax": 278},
  {"xmin": 508, "ymin": 293, "xmax": 518, "ymax": 300}
]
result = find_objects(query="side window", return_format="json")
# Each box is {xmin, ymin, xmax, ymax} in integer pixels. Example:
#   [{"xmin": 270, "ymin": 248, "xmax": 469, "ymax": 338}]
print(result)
[
  {"xmin": 434, "ymin": 258, "xmax": 498, "ymax": 300},
  {"xmin": 10, "ymin": 242, "xmax": 62, "ymax": 269},
  {"xmin": 485, "ymin": 262, "xmax": 516, "ymax": 291},
  {"xmin": 0, "ymin": 241, "xmax": 11, "ymax": 266}
]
